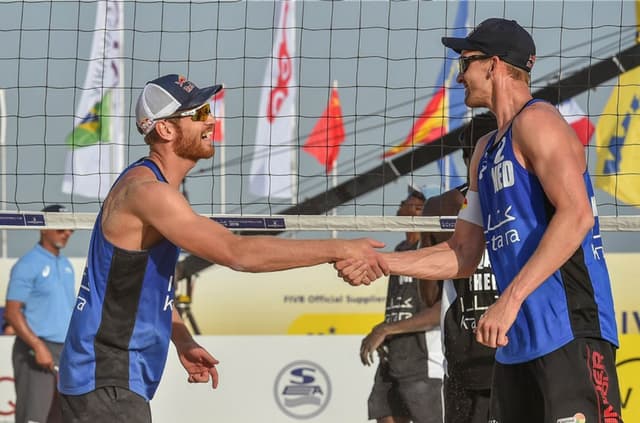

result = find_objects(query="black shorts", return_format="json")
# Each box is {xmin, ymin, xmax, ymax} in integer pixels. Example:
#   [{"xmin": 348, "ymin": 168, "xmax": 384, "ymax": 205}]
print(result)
[
  {"xmin": 368, "ymin": 364, "xmax": 442, "ymax": 423},
  {"xmin": 489, "ymin": 337, "xmax": 623, "ymax": 423},
  {"xmin": 61, "ymin": 386, "xmax": 151, "ymax": 423},
  {"xmin": 443, "ymin": 376, "xmax": 490, "ymax": 423}
]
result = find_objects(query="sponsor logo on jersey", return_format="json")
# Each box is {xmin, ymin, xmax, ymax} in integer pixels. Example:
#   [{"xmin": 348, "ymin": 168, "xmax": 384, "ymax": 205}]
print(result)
[{"xmin": 484, "ymin": 205, "xmax": 521, "ymax": 252}]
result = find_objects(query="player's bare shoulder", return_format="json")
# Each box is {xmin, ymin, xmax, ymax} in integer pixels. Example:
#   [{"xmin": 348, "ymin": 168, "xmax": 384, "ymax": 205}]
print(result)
[
  {"xmin": 513, "ymin": 100, "xmax": 562, "ymax": 138},
  {"xmin": 100, "ymin": 166, "xmax": 168, "ymax": 245}
]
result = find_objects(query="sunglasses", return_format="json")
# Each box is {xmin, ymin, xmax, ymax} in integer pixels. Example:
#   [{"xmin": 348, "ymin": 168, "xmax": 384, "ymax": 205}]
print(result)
[
  {"xmin": 458, "ymin": 54, "xmax": 493, "ymax": 74},
  {"xmin": 159, "ymin": 103, "xmax": 212, "ymax": 122}
]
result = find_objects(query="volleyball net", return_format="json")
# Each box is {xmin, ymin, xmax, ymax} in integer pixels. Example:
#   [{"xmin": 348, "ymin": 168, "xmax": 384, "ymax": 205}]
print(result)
[{"xmin": 0, "ymin": 0, "xmax": 639, "ymax": 234}]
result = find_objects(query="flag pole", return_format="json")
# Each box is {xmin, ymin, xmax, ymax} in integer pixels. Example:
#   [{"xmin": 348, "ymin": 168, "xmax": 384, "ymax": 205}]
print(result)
[
  {"xmin": 219, "ymin": 142, "xmax": 226, "ymax": 214},
  {"xmin": 331, "ymin": 80, "xmax": 338, "ymax": 239},
  {"xmin": 114, "ymin": 2, "xmax": 125, "ymax": 198},
  {"xmin": 0, "ymin": 89, "xmax": 6, "ymax": 258},
  {"xmin": 218, "ymin": 89, "xmax": 226, "ymax": 214}
]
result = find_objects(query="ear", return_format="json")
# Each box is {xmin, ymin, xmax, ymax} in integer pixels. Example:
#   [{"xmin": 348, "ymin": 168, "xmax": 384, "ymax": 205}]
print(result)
[
  {"xmin": 154, "ymin": 120, "xmax": 178, "ymax": 141},
  {"xmin": 490, "ymin": 56, "xmax": 498, "ymax": 73}
]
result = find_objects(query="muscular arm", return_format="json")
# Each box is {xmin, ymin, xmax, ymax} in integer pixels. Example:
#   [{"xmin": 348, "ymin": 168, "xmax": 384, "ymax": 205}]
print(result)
[
  {"xmin": 108, "ymin": 173, "xmax": 387, "ymax": 282},
  {"xmin": 507, "ymin": 103, "xmax": 593, "ymax": 302},
  {"xmin": 476, "ymin": 103, "xmax": 595, "ymax": 347},
  {"xmin": 383, "ymin": 144, "xmax": 487, "ymax": 281}
]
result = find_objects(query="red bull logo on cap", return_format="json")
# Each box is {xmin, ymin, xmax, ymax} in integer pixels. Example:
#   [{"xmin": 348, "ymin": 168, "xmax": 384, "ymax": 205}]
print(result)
[{"xmin": 175, "ymin": 75, "xmax": 194, "ymax": 93}]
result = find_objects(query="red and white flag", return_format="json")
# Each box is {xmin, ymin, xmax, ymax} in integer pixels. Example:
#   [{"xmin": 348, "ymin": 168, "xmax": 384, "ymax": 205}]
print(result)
[
  {"xmin": 249, "ymin": 0, "xmax": 296, "ymax": 199},
  {"xmin": 557, "ymin": 98, "xmax": 595, "ymax": 146},
  {"xmin": 210, "ymin": 89, "xmax": 224, "ymax": 143}
]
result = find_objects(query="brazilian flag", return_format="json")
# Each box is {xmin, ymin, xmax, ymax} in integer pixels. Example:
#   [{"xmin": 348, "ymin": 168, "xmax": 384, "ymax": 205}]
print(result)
[{"xmin": 66, "ymin": 90, "xmax": 112, "ymax": 148}]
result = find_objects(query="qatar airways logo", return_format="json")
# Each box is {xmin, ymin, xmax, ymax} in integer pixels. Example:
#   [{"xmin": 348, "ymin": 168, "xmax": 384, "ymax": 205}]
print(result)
[{"xmin": 484, "ymin": 205, "xmax": 521, "ymax": 252}]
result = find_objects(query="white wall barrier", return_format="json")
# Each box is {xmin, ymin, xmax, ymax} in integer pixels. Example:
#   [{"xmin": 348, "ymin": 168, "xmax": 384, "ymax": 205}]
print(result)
[{"xmin": 0, "ymin": 335, "xmax": 381, "ymax": 422}]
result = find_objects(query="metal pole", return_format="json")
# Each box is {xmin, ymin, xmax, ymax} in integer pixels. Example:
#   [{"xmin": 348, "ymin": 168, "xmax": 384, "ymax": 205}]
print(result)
[{"xmin": 0, "ymin": 89, "xmax": 7, "ymax": 258}]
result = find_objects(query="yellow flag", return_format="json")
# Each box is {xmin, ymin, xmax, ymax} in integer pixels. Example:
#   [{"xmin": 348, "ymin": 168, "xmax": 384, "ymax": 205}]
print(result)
[{"xmin": 594, "ymin": 66, "xmax": 640, "ymax": 206}]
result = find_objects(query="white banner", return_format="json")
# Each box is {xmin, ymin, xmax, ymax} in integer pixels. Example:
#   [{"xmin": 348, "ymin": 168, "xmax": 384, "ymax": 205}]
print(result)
[
  {"xmin": 61, "ymin": 0, "xmax": 125, "ymax": 200},
  {"xmin": 249, "ymin": 0, "xmax": 296, "ymax": 199},
  {"xmin": 0, "ymin": 336, "xmax": 376, "ymax": 422}
]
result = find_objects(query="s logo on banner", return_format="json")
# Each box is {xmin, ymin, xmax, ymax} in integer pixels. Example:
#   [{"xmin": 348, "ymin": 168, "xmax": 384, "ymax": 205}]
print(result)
[{"xmin": 274, "ymin": 360, "xmax": 331, "ymax": 419}]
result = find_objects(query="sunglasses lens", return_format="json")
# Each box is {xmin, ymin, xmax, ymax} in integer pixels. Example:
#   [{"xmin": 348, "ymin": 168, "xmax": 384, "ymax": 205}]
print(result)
[
  {"xmin": 193, "ymin": 103, "xmax": 211, "ymax": 122},
  {"xmin": 459, "ymin": 57, "xmax": 468, "ymax": 74}
]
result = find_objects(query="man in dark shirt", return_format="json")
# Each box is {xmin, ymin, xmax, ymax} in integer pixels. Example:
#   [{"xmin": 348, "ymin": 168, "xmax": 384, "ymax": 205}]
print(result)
[{"xmin": 360, "ymin": 189, "xmax": 443, "ymax": 423}]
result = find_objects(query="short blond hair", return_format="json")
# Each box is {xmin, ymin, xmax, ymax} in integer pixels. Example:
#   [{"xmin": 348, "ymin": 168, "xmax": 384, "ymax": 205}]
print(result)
[{"xmin": 505, "ymin": 62, "xmax": 531, "ymax": 85}]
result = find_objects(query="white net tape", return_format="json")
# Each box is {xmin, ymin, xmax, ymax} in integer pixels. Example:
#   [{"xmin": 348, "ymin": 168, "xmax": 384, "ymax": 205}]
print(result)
[{"xmin": 4, "ymin": 212, "xmax": 639, "ymax": 232}]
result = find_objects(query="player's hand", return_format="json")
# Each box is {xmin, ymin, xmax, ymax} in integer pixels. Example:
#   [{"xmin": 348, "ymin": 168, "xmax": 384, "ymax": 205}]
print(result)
[
  {"xmin": 360, "ymin": 323, "xmax": 388, "ymax": 366},
  {"xmin": 334, "ymin": 258, "xmax": 376, "ymax": 286},
  {"xmin": 339, "ymin": 239, "xmax": 389, "ymax": 282},
  {"xmin": 475, "ymin": 292, "xmax": 520, "ymax": 348},
  {"xmin": 176, "ymin": 340, "xmax": 220, "ymax": 389}
]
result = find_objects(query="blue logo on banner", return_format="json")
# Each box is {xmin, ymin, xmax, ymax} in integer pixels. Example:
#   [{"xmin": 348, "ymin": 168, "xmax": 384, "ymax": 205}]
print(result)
[
  {"xmin": 211, "ymin": 217, "xmax": 286, "ymax": 230},
  {"xmin": 440, "ymin": 217, "xmax": 456, "ymax": 230},
  {"xmin": 274, "ymin": 360, "xmax": 331, "ymax": 419},
  {"xmin": 0, "ymin": 213, "xmax": 45, "ymax": 227}
]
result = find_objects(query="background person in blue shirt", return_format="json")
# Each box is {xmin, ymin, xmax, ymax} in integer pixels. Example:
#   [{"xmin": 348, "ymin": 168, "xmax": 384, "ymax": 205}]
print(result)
[{"xmin": 5, "ymin": 204, "xmax": 75, "ymax": 423}]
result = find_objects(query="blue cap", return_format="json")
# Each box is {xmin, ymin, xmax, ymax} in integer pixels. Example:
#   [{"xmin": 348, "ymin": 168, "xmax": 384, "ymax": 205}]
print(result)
[{"xmin": 135, "ymin": 74, "xmax": 222, "ymax": 135}]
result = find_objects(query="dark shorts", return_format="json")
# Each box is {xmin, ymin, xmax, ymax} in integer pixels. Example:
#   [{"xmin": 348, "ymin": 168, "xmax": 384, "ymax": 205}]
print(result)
[
  {"xmin": 443, "ymin": 376, "xmax": 490, "ymax": 423},
  {"xmin": 489, "ymin": 337, "xmax": 623, "ymax": 423},
  {"xmin": 60, "ymin": 386, "xmax": 151, "ymax": 423},
  {"xmin": 368, "ymin": 364, "xmax": 442, "ymax": 423}
]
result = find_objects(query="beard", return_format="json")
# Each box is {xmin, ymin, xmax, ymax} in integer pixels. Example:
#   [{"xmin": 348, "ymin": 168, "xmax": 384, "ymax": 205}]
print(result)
[{"xmin": 172, "ymin": 124, "xmax": 215, "ymax": 161}]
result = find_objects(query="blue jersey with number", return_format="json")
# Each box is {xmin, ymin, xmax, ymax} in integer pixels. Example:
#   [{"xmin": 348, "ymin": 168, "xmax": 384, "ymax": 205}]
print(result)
[
  {"xmin": 477, "ymin": 100, "xmax": 618, "ymax": 364},
  {"xmin": 58, "ymin": 158, "xmax": 180, "ymax": 400}
]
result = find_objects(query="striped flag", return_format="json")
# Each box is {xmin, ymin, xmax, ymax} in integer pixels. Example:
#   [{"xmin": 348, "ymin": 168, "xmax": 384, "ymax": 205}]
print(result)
[
  {"xmin": 62, "ymin": 0, "xmax": 124, "ymax": 200},
  {"xmin": 250, "ymin": 0, "xmax": 296, "ymax": 199},
  {"xmin": 594, "ymin": 66, "xmax": 640, "ymax": 206},
  {"xmin": 383, "ymin": 0, "xmax": 468, "ymax": 190},
  {"xmin": 556, "ymin": 99, "xmax": 595, "ymax": 145},
  {"xmin": 382, "ymin": 87, "xmax": 447, "ymax": 158}
]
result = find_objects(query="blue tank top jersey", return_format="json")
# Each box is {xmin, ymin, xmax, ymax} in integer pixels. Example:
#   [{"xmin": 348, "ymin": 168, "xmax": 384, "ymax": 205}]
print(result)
[
  {"xmin": 58, "ymin": 158, "xmax": 180, "ymax": 400},
  {"xmin": 477, "ymin": 99, "xmax": 618, "ymax": 364}
]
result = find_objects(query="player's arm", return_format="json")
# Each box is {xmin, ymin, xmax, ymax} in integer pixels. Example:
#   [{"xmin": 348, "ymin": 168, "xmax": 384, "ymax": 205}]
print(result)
[
  {"xmin": 476, "ymin": 103, "xmax": 594, "ymax": 347},
  {"xmin": 129, "ymin": 181, "xmax": 387, "ymax": 283},
  {"xmin": 508, "ymin": 103, "xmax": 593, "ymax": 301},
  {"xmin": 171, "ymin": 307, "xmax": 219, "ymax": 389},
  {"xmin": 382, "ymin": 138, "xmax": 488, "ymax": 281}
]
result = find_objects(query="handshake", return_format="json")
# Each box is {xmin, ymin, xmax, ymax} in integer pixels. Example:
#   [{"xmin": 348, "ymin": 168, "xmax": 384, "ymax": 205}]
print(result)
[{"xmin": 333, "ymin": 238, "xmax": 390, "ymax": 286}]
